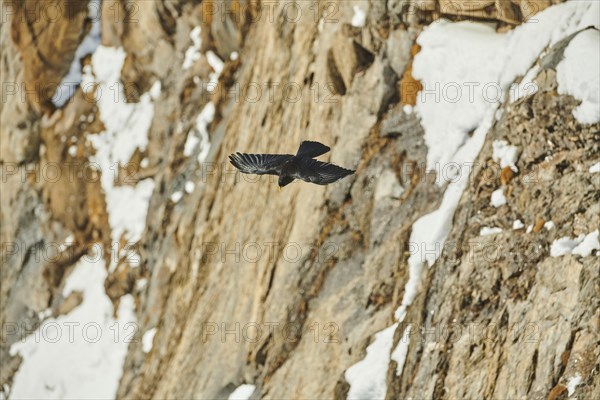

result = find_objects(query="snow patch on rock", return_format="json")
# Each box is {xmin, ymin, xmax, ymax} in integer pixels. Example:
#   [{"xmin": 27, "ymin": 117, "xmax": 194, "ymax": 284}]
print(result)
[
  {"xmin": 351, "ymin": 6, "xmax": 367, "ymax": 28},
  {"xmin": 10, "ymin": 258, "xmax": 136, "ymax": 399},
  {"xmin": 228, "ymin": 384, "xmax": 256, "ymax": 400},
  {"xmin": 88, "ymin": 46, "xmax": 158, "ymax": 245},
  {"xmin": 550, "ymin": 230, "xmax": 599, "ymax": 257},
  {"xmin": 183, "ymin": 27, "xmax": 202, "ymax": 70},
  {"xmin": 566, "ymin": 374, "xmax": 583, "ymax": 396},
  {"xmin": 490, "ymin": 188, "xmax": 507, "ymax": 207},
  {"xmin": 480, "ymin": 227, "xmax": 503, "ymax": 236},
  {"xmin": 345, "ymin": 323, "xmax": 398, "ymax": 400},
  {"xmin": 383, "ymin": 2, "xmax": 597, "ymax": 386},
  {"xmin": 170, "ymin": 191, "xmax": 183, "ymax": 203},
  {"xmin": 390, "ymin": 325, "xmax": 412, "ymax": 377},
  {"xmin": 52, "ymin": 0, "xmax": 102, "ymax": 107},
  {"xmin": 375, "ymin": 170, "xmax": 404, "ymax": 201},
  {"xmin": 10, "ymin": 43, "xmax": 164, "ymax": 399},
  {"xmin": 142, "ymin": 328, "xmax": 157, "ymax": 353},
  {"xmin": 492, "ymin": 140, "xmax": 519, "ymax": 172},
  {"xmin": 513, "ymin": 219, "xmax": 525, "ymax": 230},
  {"xmin": 572, "ymin": 230, "xmax": 600, "ymax": 257},
  {"xmin": 556, "ymin": 30, "xmax": 600, "ymax": 124},
  {"xmin": 185, "ymin": 181, "xmax": 196, "ymax": 193}
]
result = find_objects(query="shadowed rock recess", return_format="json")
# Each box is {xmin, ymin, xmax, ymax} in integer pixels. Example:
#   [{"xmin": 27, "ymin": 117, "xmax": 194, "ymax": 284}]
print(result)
[{"xmin": 1, "ymin": 1, "xmax": 598, "ymax": 399}]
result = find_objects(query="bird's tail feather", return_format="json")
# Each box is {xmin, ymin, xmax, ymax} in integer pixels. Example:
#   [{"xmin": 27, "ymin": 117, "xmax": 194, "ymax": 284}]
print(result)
[{"xmin": 296, "ymin": 141, "xmax": 330, "ymax": 158}]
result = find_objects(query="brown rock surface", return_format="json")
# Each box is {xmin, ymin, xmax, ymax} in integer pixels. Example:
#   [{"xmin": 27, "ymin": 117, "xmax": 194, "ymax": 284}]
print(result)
[{"xmin": 1, "ymin": 1, "xmax": 597, "ymax": 400}]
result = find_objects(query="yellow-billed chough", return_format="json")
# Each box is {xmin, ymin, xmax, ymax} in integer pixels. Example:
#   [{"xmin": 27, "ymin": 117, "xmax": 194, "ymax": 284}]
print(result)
[{"xmin": 229, "ymin": 141, "xmax": 355, "ymax": 188}]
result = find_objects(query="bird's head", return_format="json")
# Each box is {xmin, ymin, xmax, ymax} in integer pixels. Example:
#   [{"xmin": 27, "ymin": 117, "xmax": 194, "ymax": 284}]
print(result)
[{"xmin": 278, "ymin": 175, "xmax": 294, "ymax": 190}]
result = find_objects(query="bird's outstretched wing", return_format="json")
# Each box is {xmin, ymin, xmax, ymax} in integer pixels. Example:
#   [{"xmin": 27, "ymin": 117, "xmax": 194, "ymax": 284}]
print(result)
[
  {"xmin": 296, "ymin": 141, "xmax": 330, "ymax": 158},
  {"xmin": 229, "ymin": 153, "xmax": 293, "ymax": 175},
  {"xmin": 296, "ymin": 158, "xmax": 354, "ymax": 185}
]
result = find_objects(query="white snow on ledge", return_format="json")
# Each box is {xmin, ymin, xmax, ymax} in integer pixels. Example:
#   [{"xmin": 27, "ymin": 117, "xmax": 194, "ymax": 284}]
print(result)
[
  {"xmin": 183, "ymin": 27, "xmax": 202, "ymax": 70},
  {"xmin": 351, "ymin": 5, "xmax": 367, "ymax": 28},
  {"xmin": 206, "ymin": 51, "xmax": 225, "ymax": 75},
  {"xmin": 228, "ymin": 384, "xmax": 256, "ymax": 400},
  {"xmin": 513, "ymin": 219, "xmax": 525, "ymax": 230},
  {"xmin": 345, "ymin": 3, "xmax": 599, "ymax": 398},
  {"xmin": 183, "ymin": 100, "xmax": 215, "ymax": 163},
  {"xmin": 490, "ymin": 188, "xmax": 507, "ymax": 207},
  {"xmin": 480, "ymin": 226, "xmax": 503, "ymax": 236},
  {"xmin": 87, "ymin": 46, "xmax": 159, "ymax": 246},
  {"xmin": 10, "ymin": 44, "xmax": 161, "ymax": 399},
  {"xmin": 345, "ymin": 323, "xmax": 398, "ymax": 400},
  {"xmin": 556, "ymin": 29, "xmax": 600, "ymax": 124},
  {"xmin": 396, "ymin": 0, "xmax": 598, "ymax": 322},
  {"xmin": 10, "ymin": 258, "xmax": 136, "ymax": 399},
  {"xmin": 566, "ymin": 374, "xmax": 583, "ymax": 396},
  {"xmin": 183, "ymin": 39, "xmax": 222, "ymax": 164},
  {"xmin": 390, "ymin": 325, "xmax": 413, "ymax": 377},
  {"xmin": 492, "ymin": 140, "xmax": 519, "ymax": 172},
  {"xmin": 52, "ymin": 0, "xmax": 101, "ymax": 107},
  {"xmin": 413, "ymin": 2, "xmax": 598, "ymax": 172},
  {"xmin": 142, "ymin": 327, "xmax": 157, "ymax": 353},
  {"xmin": 551, "ymin": 230, "xmax": 599, "ymax": 257}
]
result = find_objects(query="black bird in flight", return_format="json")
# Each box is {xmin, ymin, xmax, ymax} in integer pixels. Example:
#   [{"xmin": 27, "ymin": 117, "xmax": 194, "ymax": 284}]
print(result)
[{"xmin": 229, "ymin": 141, "xmax": 355, "ymax": 189}]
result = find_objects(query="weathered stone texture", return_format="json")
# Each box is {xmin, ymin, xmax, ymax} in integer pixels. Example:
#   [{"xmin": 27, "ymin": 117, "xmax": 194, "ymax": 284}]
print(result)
[{"xmin": 1, "ymin": 1, "xmax": 596, "ymax": 400}]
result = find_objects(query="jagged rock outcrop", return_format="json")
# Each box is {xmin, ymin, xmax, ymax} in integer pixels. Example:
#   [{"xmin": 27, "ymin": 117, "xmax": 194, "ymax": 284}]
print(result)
[
  {"xmin": 1, "ymin": 1, "xmax": 597, "ymax": 400},
  {"xmin": 412, "ymin": 0, "xmax": 563, "ymax": 24},
  {"xmin": 1, "ymin": 0, "xmax": 107, "ymax": 389},
  {"xmin": 390, "ymin": 65, "xmax": 599, "ymax": 400}
]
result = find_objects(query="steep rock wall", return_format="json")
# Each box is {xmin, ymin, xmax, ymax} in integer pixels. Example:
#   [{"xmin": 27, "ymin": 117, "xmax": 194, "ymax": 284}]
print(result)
[{"xmin": 1, "ymin": 1, "xmax": 597, "ymax": 400}]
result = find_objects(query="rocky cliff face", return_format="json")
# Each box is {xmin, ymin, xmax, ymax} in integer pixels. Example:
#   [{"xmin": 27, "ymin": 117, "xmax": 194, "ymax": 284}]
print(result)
[{"xmin": 1, "ymin": 1, "xmax": 598, "ymax": 399}]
